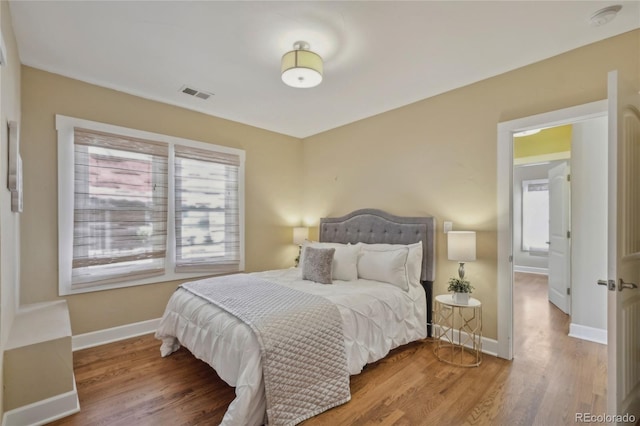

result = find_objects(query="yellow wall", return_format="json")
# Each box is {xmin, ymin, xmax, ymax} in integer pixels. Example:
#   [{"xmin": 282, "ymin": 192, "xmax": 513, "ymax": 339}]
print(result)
[
  {"xmin": 20, "ymin": 67, "xmax": 303, "ymax": 334},
  {"xmin": 301, "ymin": 30, "xmax": 639, "ymax": 340},
  {"xmin": 513, "ymin": 124, "xmax": 572, "ymax": 159}
]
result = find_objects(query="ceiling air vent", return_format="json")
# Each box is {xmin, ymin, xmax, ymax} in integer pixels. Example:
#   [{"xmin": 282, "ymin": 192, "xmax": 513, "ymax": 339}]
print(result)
[{"xmin": 180, "ymin": 85, "xmax": 214, "ymax": 101}]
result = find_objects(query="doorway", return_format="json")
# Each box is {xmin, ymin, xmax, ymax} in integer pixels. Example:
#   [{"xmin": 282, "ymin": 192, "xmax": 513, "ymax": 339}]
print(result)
[
  {"xmin": 497, "ymin": 100, "xmax": 608, "ymax": 360},
  {"xmin": 512, "ymin": 125, "xmax": 575, "ymax": 357},
  {"xmin": 512, "ymin": 126, "xmax": 572, "ymax": 317}
]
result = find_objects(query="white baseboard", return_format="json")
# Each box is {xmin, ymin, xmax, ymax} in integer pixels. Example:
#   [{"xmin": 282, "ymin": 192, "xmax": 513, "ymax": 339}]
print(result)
[
  {"xmin": 481, "ymin": 336, "xmax": 499, "ymax": 357},
  {"xmin": 2, "ymin": 376, "xmax": 79, "ymax": 426},
  {"xmin": 72, "ymin": 318, "xmax": 161, "ymax": 351},
  {"xmin": 513, "ymin": 266, "xmax": 548, "ymax": 275},
  {"xmin": 569, "ymin": 323, "xmax": 607, "ymax": 345},
  {"xmin": 433, "ymin": 325, "xmax": 498, "ymax": 357},
  {"xmin": 4, "ymin": 318, "xmax": 161, "ymax": 425}
]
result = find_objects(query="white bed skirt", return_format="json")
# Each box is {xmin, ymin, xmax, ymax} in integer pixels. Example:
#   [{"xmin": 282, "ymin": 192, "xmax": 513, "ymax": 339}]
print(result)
[{"xmin": 156, "ymin": 268, "xmax": 427, "ymax": 425}]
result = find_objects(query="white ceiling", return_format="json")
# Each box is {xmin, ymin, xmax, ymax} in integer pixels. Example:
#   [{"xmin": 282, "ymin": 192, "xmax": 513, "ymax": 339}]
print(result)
[{"xmin": 9, "ymin": 1, "xmax": 640, "ymax": 138}]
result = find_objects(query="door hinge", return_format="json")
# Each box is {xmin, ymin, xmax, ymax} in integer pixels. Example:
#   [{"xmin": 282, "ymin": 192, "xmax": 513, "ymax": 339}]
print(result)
[
  {"xmin": 567, "ymin": 230, "xmax": 571, "ymax": 238},
  {"xmin": 508, "ymin": 255, "xmax": 513, "ymax": 263},
  {"xmin": 567, "ymin": 288, "xmax": 571, "ymax": 295},
  {"xmin": 567, "ymin": 174, "xmax": 571, "ymax": 182}
]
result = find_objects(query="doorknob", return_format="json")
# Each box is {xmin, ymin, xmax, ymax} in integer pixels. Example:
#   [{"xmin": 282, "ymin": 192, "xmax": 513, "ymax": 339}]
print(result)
[
  {"xmin": 619, "ymin": 278, "xmax": 638, "ymax": 292},
  {"xmin": 598, "ymin": 279, "xmax": 616, "ymax": 291}
]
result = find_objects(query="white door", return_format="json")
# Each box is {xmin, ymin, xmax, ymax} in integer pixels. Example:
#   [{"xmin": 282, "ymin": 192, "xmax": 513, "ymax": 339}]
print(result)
[
  {"xmin": 606, "ymin": 70, "xmax": 640, "ymax": 420},
  {"xmin": 548, "ymin": 162, "xmax": 571, "ymax": 314}
]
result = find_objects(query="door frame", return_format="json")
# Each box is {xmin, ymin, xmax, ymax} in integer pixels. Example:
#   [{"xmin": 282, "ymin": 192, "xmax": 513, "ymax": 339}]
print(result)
[{"xmin": 496, "ymin": 99, "xmax": 607, "ymax": 360}]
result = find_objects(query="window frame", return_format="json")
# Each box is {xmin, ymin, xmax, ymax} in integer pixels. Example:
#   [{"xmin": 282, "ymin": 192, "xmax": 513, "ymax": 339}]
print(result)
[{"xmin": 57, "ymin": 115, "xmax": 245, "ymax": 296}]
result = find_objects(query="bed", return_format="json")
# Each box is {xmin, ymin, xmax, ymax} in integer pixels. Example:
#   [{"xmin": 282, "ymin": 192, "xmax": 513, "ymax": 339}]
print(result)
[{"xmin": 155, "ymin": 209, "xmax": 435, "ymax": 425}]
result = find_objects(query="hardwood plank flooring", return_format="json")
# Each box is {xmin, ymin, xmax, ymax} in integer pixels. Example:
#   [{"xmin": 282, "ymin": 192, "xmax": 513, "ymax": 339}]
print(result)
[{"xmin": 49, "ymin": 273, "xmax": 607, "ymax": 425}]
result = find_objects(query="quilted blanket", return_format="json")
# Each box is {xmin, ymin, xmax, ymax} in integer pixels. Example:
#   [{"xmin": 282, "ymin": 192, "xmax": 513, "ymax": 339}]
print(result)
[{"xmin": 181, "ymin": 274, "xmax": 351, "ymax": 426}]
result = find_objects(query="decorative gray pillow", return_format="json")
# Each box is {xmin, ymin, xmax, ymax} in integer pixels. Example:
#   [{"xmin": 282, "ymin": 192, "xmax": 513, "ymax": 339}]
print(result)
[{"xmin": 302, "ymin": 247, "xmax": 335, "ymax": 284}]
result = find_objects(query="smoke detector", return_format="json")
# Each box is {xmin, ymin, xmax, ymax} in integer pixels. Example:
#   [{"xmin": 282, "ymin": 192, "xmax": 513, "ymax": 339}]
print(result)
[{"xmin": 590, "ymin": 5, "xmax": 622, "ymax": 27}]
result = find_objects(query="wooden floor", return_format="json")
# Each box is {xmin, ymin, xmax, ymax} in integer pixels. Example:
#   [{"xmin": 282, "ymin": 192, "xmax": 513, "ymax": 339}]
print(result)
[{"xmin": 50, "ymin": 273, "xmax": 607, "ymax": 425}]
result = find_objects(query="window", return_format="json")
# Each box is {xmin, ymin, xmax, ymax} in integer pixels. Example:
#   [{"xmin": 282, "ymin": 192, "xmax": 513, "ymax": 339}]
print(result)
[
  {"xmin": 521, "ymin": 179, "xmax": 549, "ymax": 253},
  {"xmin": 72, "ymin": 128, "xmax": 168, "ymax": 288},
  {"xmin": 57, "ymin": 116, "xmax": 245, "ymax": 295},
  {"xmin": 174, "ymin": 144, "xmax": 240, "ymax": 273}
]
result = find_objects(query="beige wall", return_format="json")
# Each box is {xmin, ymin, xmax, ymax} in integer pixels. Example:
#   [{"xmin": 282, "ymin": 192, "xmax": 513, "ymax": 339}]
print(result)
[
  {"xmin": 16, "ymin": 29, "xmax": 640, "ymax": 341},
  {"xmin": 4, "ymin": 336, "xmax": 73, "ymax": 411},
  {"xmin": 20, "ymin": 67, "xmax": 303, "ymax": 334},
  {"xmin": 301, "ymin": 30, "xmax": 640, "ymax": 340},
  {"xmin": 0, "ymin": 0, "xmax": 22, "ymax": 415}
]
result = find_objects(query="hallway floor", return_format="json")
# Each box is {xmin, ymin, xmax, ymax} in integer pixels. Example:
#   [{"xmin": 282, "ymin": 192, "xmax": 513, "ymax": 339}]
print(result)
[{"xmin": 511, "ymin": 272, "xmax": 608, "ymax": 424}]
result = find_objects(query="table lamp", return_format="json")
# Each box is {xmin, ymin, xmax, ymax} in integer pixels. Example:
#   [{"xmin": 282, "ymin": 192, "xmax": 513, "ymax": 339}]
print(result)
[{"xmin": 447, "ymin": 231, "xmax": 476, "ymax": 279}]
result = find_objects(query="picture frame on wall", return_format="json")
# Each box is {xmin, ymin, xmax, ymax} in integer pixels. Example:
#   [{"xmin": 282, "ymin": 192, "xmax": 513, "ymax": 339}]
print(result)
[{"xmin": 7, "ymin": 120, "xmax": 23, "ymax": 213}]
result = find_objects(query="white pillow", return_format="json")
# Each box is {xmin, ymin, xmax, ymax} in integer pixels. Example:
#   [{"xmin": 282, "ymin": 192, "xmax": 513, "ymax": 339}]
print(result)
[
  {"xmin": 357, "ymin": 242, "xmax": 423, "ymax": 287},
  {"xmin": 357, "ymin": 246, "xmax": 410, "ymax": 290},
  {"xmin": 301, "ymin": 241, "xmax": 359, "ymax": 281}
]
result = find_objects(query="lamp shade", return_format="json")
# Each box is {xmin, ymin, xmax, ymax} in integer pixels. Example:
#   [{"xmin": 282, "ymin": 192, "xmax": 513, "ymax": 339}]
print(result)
[
  {"xmin": 293, "ymin": 227, "xmax": 309, "ymax": 245},
  {"xmin": 281, "ymin": 41, "xmax": 323, "ymax": 88},
  {"xmin": 447, "ymin": 231, "xmax": 476, "ymax": 262}
]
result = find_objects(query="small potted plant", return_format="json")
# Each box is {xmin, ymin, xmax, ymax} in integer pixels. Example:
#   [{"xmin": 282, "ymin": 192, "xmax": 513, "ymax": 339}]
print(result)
[{"xmin": 447, "ymin": 277, "xmax": 474, "ymax": 304}]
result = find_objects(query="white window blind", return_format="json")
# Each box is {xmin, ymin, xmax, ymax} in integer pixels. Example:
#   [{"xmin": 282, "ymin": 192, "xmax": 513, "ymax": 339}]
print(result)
[
  {"xmin": 174, "ymin": 144, "xmax": 241, "ymax": 273},
  {"xmin": 522, "ymin": 179, "xmax": 549, "ymax": 253},
  {"xmin": 57, "ymin": 115, "xmax": 245, "ymax": 295},
  {"xmin": 72, "ymin": 128, "xmax": 169, "ymax": 288}
]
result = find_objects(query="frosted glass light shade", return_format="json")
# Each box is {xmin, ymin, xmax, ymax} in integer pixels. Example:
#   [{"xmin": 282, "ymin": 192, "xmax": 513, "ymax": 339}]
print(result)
[
  {"xmin": 281, "ymin": 48, "xmax": 323, "ymax": 88},
  {"xmin": 447, "ymin": 231, "xmax": 476, "ymax": 262},
  {"xmin": 293, "ymin": 227, "xmax": 309, "ymax": 245}
]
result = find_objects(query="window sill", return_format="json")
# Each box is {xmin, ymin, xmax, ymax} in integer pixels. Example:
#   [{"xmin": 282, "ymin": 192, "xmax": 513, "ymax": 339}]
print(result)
[{"xmin": 59, "ymin": 269, "xmax": 244, "ymax": 296}]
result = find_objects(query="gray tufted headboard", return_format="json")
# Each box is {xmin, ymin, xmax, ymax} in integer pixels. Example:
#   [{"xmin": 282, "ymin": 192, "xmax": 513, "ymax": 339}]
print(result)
[
  {"xmin": 319, "ymin": 208, "xmax": 436, "ymax": 282},
  {"xmin": 319, "ymin": 209, "xmax": 436, "ymax": 336}
]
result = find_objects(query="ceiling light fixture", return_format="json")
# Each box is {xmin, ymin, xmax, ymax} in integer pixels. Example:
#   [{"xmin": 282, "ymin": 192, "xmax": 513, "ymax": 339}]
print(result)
[
  {"xmin": 281, "ymin": 41, "xmax": 323, "ymax": 89},
  {"xmin": 590, "ymin": 5, "xmax": 622, "ymax": 27}
]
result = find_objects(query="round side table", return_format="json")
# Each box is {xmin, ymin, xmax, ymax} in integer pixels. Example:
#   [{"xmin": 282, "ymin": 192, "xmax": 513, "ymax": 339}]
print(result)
[{"xmin": 433, "ymin": 294, "xmax": 482, "ymax": 367}]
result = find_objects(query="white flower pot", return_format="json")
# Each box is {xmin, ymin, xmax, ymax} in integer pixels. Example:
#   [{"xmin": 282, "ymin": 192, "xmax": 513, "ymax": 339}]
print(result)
[{"xmin": 453, "ymin": 292, "xmax": 469, "ymax": 305}]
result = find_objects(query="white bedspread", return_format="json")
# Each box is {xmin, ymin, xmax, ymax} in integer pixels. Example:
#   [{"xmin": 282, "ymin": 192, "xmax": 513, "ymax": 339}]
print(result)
[{"xmin": 155, "ymin": 268, "xmax": 427, "ymax": 425}]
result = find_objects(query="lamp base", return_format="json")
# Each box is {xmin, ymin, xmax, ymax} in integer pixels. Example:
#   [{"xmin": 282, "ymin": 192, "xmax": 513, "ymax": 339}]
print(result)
[
  {"xmin": 458, "ymin": 262, "xmax": 466, "ymax": 279},
  {"xmin": 295, "ymin": 245, "xmax": 302, "ymax": 267}
]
